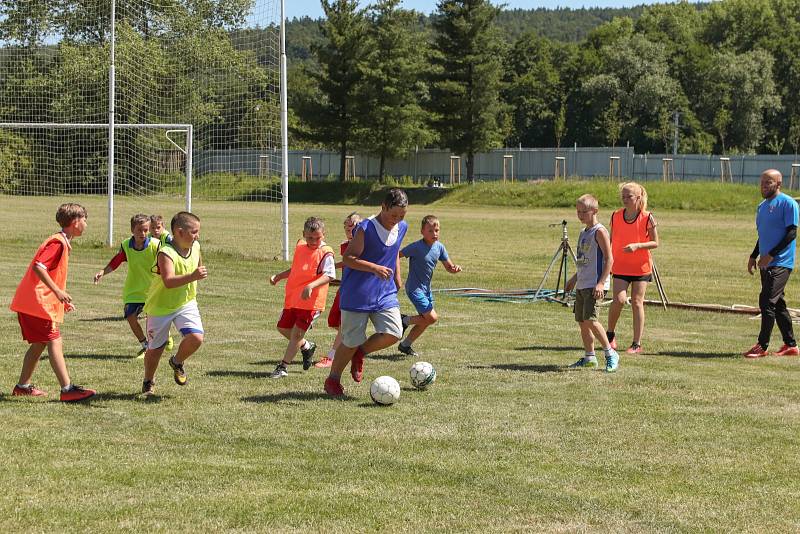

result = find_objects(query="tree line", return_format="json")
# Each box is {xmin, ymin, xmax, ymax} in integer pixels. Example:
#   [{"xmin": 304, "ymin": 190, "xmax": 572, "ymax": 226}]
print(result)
[{"xmin": 290, "ymin": 0, "xmax": 800, "ymax": 182}]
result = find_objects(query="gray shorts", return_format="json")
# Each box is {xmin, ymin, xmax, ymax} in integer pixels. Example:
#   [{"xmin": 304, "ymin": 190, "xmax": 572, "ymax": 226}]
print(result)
[
  {"xmin": 574, "ymin": 288, "xmax": 598, "ymax": 322},
  {"xmin": 340, "ymin": 307, "xmax": 403, "ymax": 348}
]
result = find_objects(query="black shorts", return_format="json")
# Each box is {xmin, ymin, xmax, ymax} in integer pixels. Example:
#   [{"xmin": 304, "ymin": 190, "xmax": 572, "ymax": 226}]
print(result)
[{"xmin": 613, "ymin": 274, "xmax": 652, "ymax": 283}]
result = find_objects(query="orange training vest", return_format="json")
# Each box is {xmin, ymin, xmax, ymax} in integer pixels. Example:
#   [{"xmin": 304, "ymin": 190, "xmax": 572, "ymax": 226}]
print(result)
[
  {"xmin": 10, "ymin": 233, "xmax": 71, "ymax": 323},
  {"xmin": 610, "ymin": 208, "xmax": 652, "ymax": 276},
  {"xmin": 284, "ymin": 240, "xmax": 334, "ymax": 311}
]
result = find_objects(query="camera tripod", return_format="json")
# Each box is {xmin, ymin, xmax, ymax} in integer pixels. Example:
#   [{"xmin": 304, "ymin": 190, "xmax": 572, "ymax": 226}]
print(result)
[{"xmin": 534, "ymin": 220, "xmax": 577, "ymax": 305}]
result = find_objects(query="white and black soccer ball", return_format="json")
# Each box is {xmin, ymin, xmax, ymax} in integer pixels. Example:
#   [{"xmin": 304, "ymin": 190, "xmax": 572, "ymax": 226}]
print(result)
[
  {"xmin": 370, "ymin": 375, "xmax": 400, "ymax": 405},
  {"xmin": 409, "ymin": 361, "xmax": 436, "ymax": 390}
]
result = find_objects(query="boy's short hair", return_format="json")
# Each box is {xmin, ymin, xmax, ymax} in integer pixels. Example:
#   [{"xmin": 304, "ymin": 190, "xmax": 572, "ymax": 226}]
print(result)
[
  {"xmin": 150, "ymin": 214, "xmax": 164, "ymax": 226},
  {"xmin": 383, "ymin": 188, "xmax": 408, "ymax": 209},
  {"xmin": 130, "ymin": 213, "xmax": 150, "ymax": 231},
  {"xmin": 421, "ymin": 215, "xmax": 439, "ymax": 229},
  {"xmin": 577, "ymin": 194, "xmax": 599, "ymax": 210},
  {"xmin": 56, "ymin": 203, "xmax": 87, "ymax": 227},
  {"xmin": 304, "ymin": 216, "xmax": 325, "ymax": 234},
  {"xmin": 171, "ymin": 211, "xmax": 200, "ymax": 233},
  {"xmin": 345, "ymin": 211, "xmax": 362, "ymax": 224}
]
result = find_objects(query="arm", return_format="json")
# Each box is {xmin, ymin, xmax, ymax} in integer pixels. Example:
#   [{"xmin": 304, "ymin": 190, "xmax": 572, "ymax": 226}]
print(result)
[
  {"xmin": 158, "ymin": 252, "xmax": 207, "ymax": 289},
  {"xmin": 33, "ymin": 263, "xmax": 71, "ymax": 304},
  {"xmin": 342, "ymin": 228, "xmax": 393, "ymax": 280},
  {"xmin": 748, "ymin": 240, "xmax": 759, "ymax": 275},
  {"xmin": 757, "ymin": 225, "xmax": 797, "ymax": 269},
  {"xmin": 394, "ymin": 251, "xmax": 402, "ymax": 289},
  {"xmin": 442, "ymin": 258, "xmax": 462, "ymax": 274},
  {"xmin": 565, "ymin": 273, "xmax": 577, "ymax": 292},
  {"xmin": 594, "ymin": 228, "xmax": 614, "ymax": 299},
  {"xmin": 269, "ymin": 268, "xmax": 291, "ymax": 286},
  {"xmin": 94, "ymin": 249, "xmax": 126, "ymax": 283},
  {"xmin": 301, "ymin": 274, "xmax": 334, "ymax": 300}
]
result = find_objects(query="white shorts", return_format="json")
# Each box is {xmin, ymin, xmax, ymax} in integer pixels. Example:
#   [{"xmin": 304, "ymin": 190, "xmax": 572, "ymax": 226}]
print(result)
[
  {"xmin": 340, "ymin": 307, "xmax": 403, "ymax": 348},
  {"xmin": 146, "ymin": 300, "xmax": 204, "ymax": 349}
]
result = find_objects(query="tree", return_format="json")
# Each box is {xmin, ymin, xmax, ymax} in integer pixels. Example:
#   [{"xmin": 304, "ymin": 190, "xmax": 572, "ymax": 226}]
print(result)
[
  {"xmin": 554, "ymin": 97, "xmax": 567, "ymax": 150},
  {"xmin": 357, "ymin": 0, "xmax": 435, "ymax": 180},
  {"xmin": 296, "ymin": 0, "xmax": 368, "ymax": 180},
  {"xmin": 713, "ymin": 106, "xmax": 731, "ymax": 153},
  {"xmin": 429, "ymin": 0, "xmax": 505, "ymax": 183},
  {"xmin": 789, "ymin": 115, "xmax": 800, "ymax": 158},
  {"xmin": 599, "ymin": 99, "xmax": 622, "ymax": 150}
]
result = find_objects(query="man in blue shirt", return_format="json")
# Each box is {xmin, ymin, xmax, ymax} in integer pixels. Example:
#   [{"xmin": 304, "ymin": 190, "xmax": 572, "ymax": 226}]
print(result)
[
  {"xmin": 398, "ymin": 215, "xmax": 462, "ymax": 357},
  {"xmin": 745, "ymin": 169, "xmax": 799, "ymax": 358}
]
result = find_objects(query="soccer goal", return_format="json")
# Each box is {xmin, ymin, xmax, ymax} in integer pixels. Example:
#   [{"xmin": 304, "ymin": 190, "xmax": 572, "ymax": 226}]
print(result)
[{"xmin": 0, "ymin": 0, "xmax": 289, "ymax": 259}]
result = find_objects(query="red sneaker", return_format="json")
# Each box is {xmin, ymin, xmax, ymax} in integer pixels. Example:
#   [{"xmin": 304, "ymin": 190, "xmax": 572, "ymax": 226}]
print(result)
[
  {"xmin": 60, "ymin": 385, "xmax": 96, "ymax": 402},
  {"xmin": 775, "ymin": 344, "xmax": 800, "ymax": 356},
  {"xmin": 12, "ymin": 384, "xmax": 47, "ymax": 397},
  {"xmin": 626, "ymin": 344, "xmax": 642, "ymax": 354},
  {"xmin": 350, "ymin": 347, "xmax": 365, "ymax": 383},
  {"xmin": 314, "ymin": 356, "xmax": 333, "ymax": 368},
  {"xmin": 743, "ymin": 344, "xmax": 769, "ymax": 358},
  {"xmin": 324, "ymin": 376, "xmax": 344, "ymax": 397}
]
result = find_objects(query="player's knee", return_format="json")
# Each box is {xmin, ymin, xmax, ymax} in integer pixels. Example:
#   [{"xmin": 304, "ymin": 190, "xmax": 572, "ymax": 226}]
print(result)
[
  {"xmin": 613, "ymin": 292, "xmax": 627, "ymax": 305},
  {"xmin": 425, "ymin": 311, "xmax": 438, "ymax": 325},
  {"xmin": 185, "ymin": 332, "xmax": 204, "ymax": 345}
]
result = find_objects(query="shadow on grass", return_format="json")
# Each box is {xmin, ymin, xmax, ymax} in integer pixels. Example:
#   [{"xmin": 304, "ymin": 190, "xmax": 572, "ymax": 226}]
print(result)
[
  {"xmin": 79, "ymin": 316, "xmax": 124, "ymax": 322},
  {"xmin": 65, "ymin": 353, "xmax": 132, "ymax": 361},
  {"xmin": 656, "ymin": 350, "xmax": 739, "ymax": 359},
  {"xmin": 467, "ymin": 363, "xmax": 566, "ymax": 373},
  {"xmin": 207, "ymin": 370, "xmax": 273, "ymax": 379},
  {"xmin": 367, "ymin": 353, "xmax": 408, "ymax": 362},
  {"xmin": 514, "ymin": 346, "xmax": 583, "ymax": 352},
  {"xmin": 242, "ymin": 391, "xmax": 335, "ymax": 403},
  {"xmin": 93, "ymin": 391, "xmax": 170, "ymax": 403}
]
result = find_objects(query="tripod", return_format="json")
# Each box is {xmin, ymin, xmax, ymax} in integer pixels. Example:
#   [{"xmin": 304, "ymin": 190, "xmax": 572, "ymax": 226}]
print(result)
[{"xmin": 534, "ymin": 220, "xmax": 577, "ymax": 305}]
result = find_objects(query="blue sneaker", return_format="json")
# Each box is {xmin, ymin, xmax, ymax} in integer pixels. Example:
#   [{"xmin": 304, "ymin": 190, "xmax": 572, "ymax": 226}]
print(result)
[
  {"xmin": 568, "ymin": 355, "xmax": 598, "ymax": 368},
  {"xmin": 605, "ymin": 349, "xmax": 619, "ymax": 373}
]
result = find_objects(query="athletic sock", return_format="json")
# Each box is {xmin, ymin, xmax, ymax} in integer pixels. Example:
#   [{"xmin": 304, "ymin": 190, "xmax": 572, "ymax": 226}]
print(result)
[
  {"xmin": 602, "ymin": 347, "xmax": 613, "ymax": 356},
  {"xmin": 61, "ymin": 384, "xmax": 73, "ymax": 393},
  {"xmin": 16, "ymin": 383, "xmax": 31, "ymax": 390},
  {"xmin": 606, "ymin": 331, "xmax": 615, "ymax": 342},
  {"xmin": 399, "ymin": 341, "xmax": 410, "ymax": 349},
  {"xmin": 327, "ymin": 348, "xmax": 335, "ymax": 359},
  {"xmin": 301, "ymin": 340, "xmax": 311, "ymax": 351},
  {"xmin": 401, "ymin": 315, "xmax": 410, "ymax": 327},
  {"xmin": 585, "ymin": 352, "xmax": 595, "ymax": 359}
]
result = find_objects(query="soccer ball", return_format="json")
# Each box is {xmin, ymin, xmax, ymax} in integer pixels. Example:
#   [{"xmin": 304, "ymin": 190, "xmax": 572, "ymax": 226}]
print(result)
[
  {"xmin": 370, "ymin": 376, "xmax": 400, "ymax": 406},
  {"xmin": 409, "ymin": 361, "xmax": 436, "ymax": 390}
]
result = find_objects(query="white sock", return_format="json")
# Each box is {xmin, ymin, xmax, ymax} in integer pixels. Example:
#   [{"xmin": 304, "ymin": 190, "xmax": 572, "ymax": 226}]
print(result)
[
  {"xmin": 602, "ymin": 347, "xmax": 613, "ymax": 355},
  {"xmin": 585, "ymin": 352, "xmax": 595, "ymax": 359},
  {"xmin": 16, "ymin": 383, "xmax": 31, "ymax": 389},
  {"xmin": 327, "ymin": 349, "xmax": 335, "ymax": 359},
  {"xmin": 61, "ymin": 384, "xmax": 73, "ymax": 392},
  {"xmin": 301, "ymin": 340, "xmax": 311, "ymax": 351}
]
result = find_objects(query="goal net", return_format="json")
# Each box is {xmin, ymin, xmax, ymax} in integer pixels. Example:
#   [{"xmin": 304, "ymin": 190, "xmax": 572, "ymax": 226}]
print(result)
[{"xmin": 0, "ymin": 0, "xmax": 286, "ymax": 258}]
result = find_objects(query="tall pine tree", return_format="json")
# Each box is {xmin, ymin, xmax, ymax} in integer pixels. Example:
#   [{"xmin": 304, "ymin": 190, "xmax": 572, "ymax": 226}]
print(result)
[
  {"xmin": 430, "ymin": 0, "xmax": 504, "ymax": 183},
  {"xmin": 358, "ymin": 0, "xmax": 435, "ymax": 180}
]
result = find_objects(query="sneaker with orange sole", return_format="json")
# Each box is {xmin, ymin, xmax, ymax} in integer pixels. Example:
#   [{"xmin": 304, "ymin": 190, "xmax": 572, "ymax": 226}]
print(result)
[
  {"xmin": 609, "ymin": 338, "xmax": 618, "ymax": 350},
  {"xmin": 60, "ymin": 384, "xmax": 96, "ymax": 402},
  {"xmin": 12, "ymin": 384, "xmax": 47, "ymax": 397},
  {"xmin": 743, "ymin": 344, "xmax": 769, "ymax": 358},
  {"xmin": 324, "ymin": 376, "xmax": 344, "ymax": 397},
  {"xmin": 350, "ymin": 347, "xmax": 365, "ymax": 383},
  {"xmin": 314, "ymin": 356, "xmax": 333, "ymax": 368},
  {"xmin": 775, "ymin": 344, "xmax": 800, "ymax": 356},
  {"xmin": 626, "ymin": 343, "xmax": 642, "ymax": 354}
]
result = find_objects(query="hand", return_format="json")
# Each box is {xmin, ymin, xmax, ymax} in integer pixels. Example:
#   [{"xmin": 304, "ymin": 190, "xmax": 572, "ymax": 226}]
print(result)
[
  {"xmin": 269, "ymin": 274, "xmax": 278, "ymax": 286},
  {"xmin": 65, "ymin": 302, "xmax": 76, "ymax": 313},
  {"xmin": 747, "ymin": 257, "xmax": 757, "ymax": 275},
  {"xmin": 93, "ymin": 271, "xmax": 104, "ymax": 284},
  {"xmin": 301, "ymin": 285, "xmax": 313, "ymax": 300},
  {"xmin": 623, "ymin": 243, "xmax": 639, "ymax": 253},
  {"xmin": 55, "ymin": 289, "xmax": 72, "ymax": 304},
  {"xmin": 193, "ymin": 266, "xmax": 208, "ymax": 281},
  {"xmin": 757, "ymin": 254, "xmax": 773, "ymax": 269},
  {"xmin": 452, "ymin": 264, "xmax": 462, "ymax": 273},
  {"xmin": 593, "ymin": 283, "xmax": 605, "ymax": 301},
  {"xmin": 565, "ymin": 278, "xmax": 576, "ymax": 292},
  {"xmin": 373, "ymin": 265, "xmax": 393, "ymax": 280}
]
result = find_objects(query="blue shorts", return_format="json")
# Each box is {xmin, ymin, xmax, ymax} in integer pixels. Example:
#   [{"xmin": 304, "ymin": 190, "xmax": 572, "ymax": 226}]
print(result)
[
  {"xmin": 124, "ymin": 303, "xmax": 145, "ymax": 319},
  {"xmin": 407, "ymin": 288, "xmax": 434, "ymax": 315}
]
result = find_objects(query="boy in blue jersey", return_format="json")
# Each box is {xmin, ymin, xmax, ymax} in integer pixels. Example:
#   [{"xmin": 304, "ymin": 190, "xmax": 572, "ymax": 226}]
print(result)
[
  {"xmin": 324, "ymin": 189, "xmax": 409, "ymax": 397},
  {"xmin": 397, "ymin": 215, "xmax": 461, "ymax": 357},
  {"xmin": 745, "ymin": 169, "xmax": 800, "ymax": 358}
]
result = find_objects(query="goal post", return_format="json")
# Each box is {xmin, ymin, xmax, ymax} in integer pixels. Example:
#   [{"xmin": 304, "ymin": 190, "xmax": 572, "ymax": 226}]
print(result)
[{"xmin": 0, "ymin": 0, "xmax": 289, "ymax": 259}]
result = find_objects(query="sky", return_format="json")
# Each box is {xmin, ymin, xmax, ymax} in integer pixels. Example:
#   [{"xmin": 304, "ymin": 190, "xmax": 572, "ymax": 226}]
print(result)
[{"xmin": 286, "ymin": 1, "xmax": 700, "ymax": 20}]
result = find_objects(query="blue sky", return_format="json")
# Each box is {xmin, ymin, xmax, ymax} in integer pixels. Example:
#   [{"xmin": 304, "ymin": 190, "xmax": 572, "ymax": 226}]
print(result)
[{"xmin": 286, "ymin": 1, "xmax": 698, "ymax": 20}]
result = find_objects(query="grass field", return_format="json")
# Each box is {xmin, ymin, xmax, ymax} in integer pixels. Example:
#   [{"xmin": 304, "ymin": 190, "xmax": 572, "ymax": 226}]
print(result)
[{"xmin": 1, "ymin": 193, "xmax": 799, "ymax": 531}]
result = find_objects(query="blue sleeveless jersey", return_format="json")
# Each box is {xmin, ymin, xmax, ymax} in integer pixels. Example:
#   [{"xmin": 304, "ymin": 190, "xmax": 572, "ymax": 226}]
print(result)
[{"xmin": 340, "ymin": 217, "xmax": 408, "ymax": 312}]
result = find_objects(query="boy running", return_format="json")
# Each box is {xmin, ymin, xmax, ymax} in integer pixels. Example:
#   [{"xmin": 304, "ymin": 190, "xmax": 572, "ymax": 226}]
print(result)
[
  {"xmin": 397, "ymin": 215, "xmax": 462, "ymax": 357},
  {"xmin": 268, "ymin": 217, "xmax": 335, "ymax": 378}
]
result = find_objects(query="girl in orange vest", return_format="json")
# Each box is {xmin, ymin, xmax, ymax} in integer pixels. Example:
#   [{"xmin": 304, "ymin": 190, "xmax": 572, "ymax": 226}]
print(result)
[
  {"xmin": 9, "ymin": 203, "xmax": 96, "ymax": 402},
  {"xmin": 607, "ymin": 182, "xmax": 660, "ymax": 354},
  {"xmin": 268, "ymin": 217, "xmax": 335, "ymax": 378}
]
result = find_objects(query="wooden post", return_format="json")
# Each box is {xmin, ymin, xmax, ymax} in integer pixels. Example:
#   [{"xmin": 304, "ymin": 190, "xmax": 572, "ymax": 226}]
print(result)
[
  {"xmin": 790, "ymin": 163, "xmax": 800, "ymax": 190},
  {"xmin": 554, "ymin": 156, "xmax": 566, "ymax": 181},
  {"xmin": 661, "ymin": 158, "xmax": 675, "ymax": 182},
  {"xmin": 449, "ymin": 156, "xmax": 461, "ymax": 185},
  {"xmin": 259, "ymin": 155, "xmax": 270, "ymax": 179},
  {"xmin": 344, "ymin": 156, "xmax": 356, "ymax": 182},
  {"xmin": 609, "ymin": 156, "xmax": 621, "ymax": 181},
  {"xmin": 502, "ymin": 155, "xmax": 514, "ymax": 183},
  {"xmin": 301, "ymin": 156, "xmax": 313, "ymax": 182},
  {"xmin": 720, "ymin": 157, "xmax": 732, "ymax": 183}
]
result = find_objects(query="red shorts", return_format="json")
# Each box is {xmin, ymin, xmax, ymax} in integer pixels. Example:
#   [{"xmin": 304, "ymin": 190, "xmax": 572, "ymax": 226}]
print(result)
[
  {"xmin": 17, "ymin": 312, "xmax": 60, "ymax": 344},
  {"xmin": 277, "ymin": 308, "xmax": 321, "ymax": 332},
  {"xmin": 328, "ymin": 290, "xmax": 342, "ymax": 328}
]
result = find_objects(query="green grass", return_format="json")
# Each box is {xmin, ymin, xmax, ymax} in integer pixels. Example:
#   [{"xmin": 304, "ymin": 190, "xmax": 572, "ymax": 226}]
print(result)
[{"xmin": 1, "ymin": 194, "xmax": 799, "ymax": 531}]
